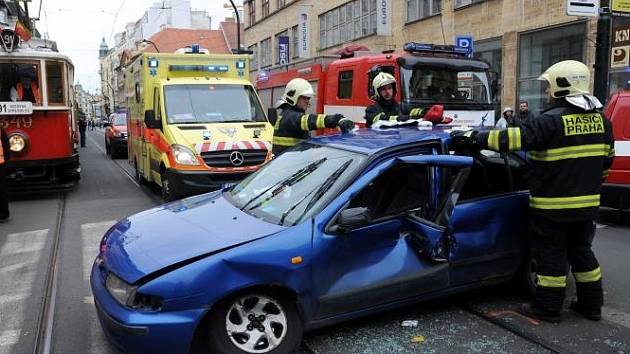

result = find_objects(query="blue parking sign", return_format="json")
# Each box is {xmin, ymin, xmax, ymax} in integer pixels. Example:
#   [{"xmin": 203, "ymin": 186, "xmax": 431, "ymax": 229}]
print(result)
[{"xmin": 455, "ymin": 35, "xmax": 474, "ymax": 57}]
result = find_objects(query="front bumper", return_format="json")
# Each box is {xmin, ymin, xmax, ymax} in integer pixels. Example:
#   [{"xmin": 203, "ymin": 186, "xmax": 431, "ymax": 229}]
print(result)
[
  {"xmin": 90, "ymin": 262, "xmax": 205, "ymax": 354},
  {"xmin": 166, "ymin": 168, "xmax": 251, "ymax": 197},
  {"xmin": 601, "ymin": 182, "xmax": 630, "ymax": 209},
  {"xmin": 110, "ymin": 137, "xmax": 128, "ymax": 153},
  {"xmin": 6, "ymin": 154, "xmax": 80, "ymax": 194}
]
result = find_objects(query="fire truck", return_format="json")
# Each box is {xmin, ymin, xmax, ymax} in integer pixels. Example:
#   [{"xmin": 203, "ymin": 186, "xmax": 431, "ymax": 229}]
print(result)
[
  {"xmin": 0, "ymin": 29, "xmax": 80, "ymax": 193},
  {"xmin": 256, "ymin": 43, "xmax": 497, "ymax": 126},
  {"xmin": 602, "ymin": 91, "xmax": 630, "ymax": 210}
]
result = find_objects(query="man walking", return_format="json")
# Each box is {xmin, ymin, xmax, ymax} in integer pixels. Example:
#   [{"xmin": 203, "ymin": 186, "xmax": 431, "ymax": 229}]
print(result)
[
  {"xmin": 451, "ymin": 60, "xmax": 614, "ymax": 323},
  {"xmin": 78, "ymin": 112, "xmax": 87, "ymax": 148}
]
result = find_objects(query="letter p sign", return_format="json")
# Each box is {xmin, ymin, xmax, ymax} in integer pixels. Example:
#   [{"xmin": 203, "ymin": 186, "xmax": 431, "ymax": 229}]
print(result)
[{"xmin": 455, "ymin": 35, "xmax": 474, "ymax": 57}]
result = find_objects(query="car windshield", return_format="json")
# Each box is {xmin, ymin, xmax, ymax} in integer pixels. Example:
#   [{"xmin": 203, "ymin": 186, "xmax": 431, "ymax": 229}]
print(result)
[
  {"xmin": 226, "ymin": 144, "xmax": 367, "ymax": 226},
  {"xmin": 112, "ymin": 115, "xmax": 126, "ymax": 126},
  {"xmin": 400, "ymin": 67, "xmax": 491, "ymax": 105},
  {"xmin": 164, "ymin": 84, "xmax": 266, "ymax": 124}
]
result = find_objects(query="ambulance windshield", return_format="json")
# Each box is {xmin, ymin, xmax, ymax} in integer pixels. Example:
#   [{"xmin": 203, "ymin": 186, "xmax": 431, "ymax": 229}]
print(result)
[{"xmin": 164, "ymin": 84, "xmax": 266, "ymax": 124}]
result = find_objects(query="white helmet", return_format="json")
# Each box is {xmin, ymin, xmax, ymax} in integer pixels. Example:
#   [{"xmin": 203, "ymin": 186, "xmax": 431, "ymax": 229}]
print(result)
[
  {"xmin": 278, "ymin": 78, "xmax": 314, "ymax": 107},
  {"xmin": 372, "ymin": 72, "xmax": 396, "ymax": 99},
  {"xmin": 538, "ymin": 60, "xmax": 591, "ymax": 98}
]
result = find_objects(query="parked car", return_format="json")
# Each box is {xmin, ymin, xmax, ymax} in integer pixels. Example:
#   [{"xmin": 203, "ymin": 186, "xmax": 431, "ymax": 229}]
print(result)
[
  {"xmin": 91, "ymin": 127, "xmax": 532, "ymax": 354},
  {"xmin": 104, "ymin": 113, "xmax": 128, "ymax": 158}
]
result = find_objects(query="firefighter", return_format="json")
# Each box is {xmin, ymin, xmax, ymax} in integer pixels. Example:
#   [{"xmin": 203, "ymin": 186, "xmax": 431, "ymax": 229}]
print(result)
[
  {"xmin": 365, "ymin": 72, "xmax": 452, "ymax": 127},
  {"xmin": 273, "ymin": 78, "xmax": 355, "ymax": 155},
  {"xmin": 0, "ymin": 126, "xmax": 10, "ymax": 223},
  {"xmin": 451, "ymin": 60, "xmax": 614, "ymax": 323}
]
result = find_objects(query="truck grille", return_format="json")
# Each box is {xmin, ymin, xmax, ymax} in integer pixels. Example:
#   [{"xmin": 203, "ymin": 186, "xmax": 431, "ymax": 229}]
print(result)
[{"xmin": 201, "ymin": 149, "xmax": 268, "ymax": 167}]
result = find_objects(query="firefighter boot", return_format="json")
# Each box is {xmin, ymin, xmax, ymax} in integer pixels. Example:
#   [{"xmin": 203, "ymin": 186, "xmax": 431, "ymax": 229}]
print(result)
[
  {"xmin": 569, "ymin": 300, "xmax": 601, "ymax": 321},
  {"xmin": 571, "ymin": 278, "xmax": 603, "ymax": 321},
  {"xmin": 519, "ymin": 303, "xmax": 562, "ymax": 323}
]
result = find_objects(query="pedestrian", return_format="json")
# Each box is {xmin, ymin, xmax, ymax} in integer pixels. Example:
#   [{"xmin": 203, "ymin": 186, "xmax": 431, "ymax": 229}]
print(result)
[
  {"xmin": 78, "ymin": 112, "xmax": 87, "ymax": 148},
  {"xmin": 273, "ymin": 78, "xmax": 355, "ymax": 155},
  {"xmin": 495, "ymin": 107, "xmax": 514, "ymax": 129},
  {"xmin": 364, "ymin": 72, "xmax": 452, "ymax": 127},
  {"xmin": 514, "ymin": 100, "xmax": 535, "ymax": 125},
  {"xmin": 451, "ymin": 60, "xmax": 615, "ymax": 323},
  {"xmin": 0, "ymin": 126, "xmax": 10, "ymax": 223}
]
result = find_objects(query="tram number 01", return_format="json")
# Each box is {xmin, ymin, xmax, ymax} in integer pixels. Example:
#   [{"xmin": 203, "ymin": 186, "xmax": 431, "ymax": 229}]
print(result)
[{"xmin": 0, "ymin": 117, "xmax": 33, "ymax": 129}]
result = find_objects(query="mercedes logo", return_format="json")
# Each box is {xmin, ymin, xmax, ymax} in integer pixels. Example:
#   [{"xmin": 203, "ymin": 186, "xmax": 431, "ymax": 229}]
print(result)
[{"xmin": 229, "ymin": 151, "xmax": 244, "ymax": 166}]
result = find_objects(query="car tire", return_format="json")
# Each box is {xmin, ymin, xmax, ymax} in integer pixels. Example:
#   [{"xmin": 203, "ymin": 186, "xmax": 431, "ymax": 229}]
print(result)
[
  {"xmin": 134, "ymin": 159, "xmax": 147, "ymax": 185},
  {"xmin": 206, "ymin": 292, "xmax": 303, "ymax": 354},
  {"xmin": 160, "ymin": 171, "xmax": 174, "ymax": 202}
]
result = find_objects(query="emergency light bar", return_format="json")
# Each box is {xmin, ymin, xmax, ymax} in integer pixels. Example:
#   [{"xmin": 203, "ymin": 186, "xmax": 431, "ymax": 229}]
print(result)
[
  {"xmin": 168, "ymin": 65, "xmax": 230, "ymax": 73},
  {"xmin": 404, "ymin": 42, "xmax": 469, "ymax": 56}
]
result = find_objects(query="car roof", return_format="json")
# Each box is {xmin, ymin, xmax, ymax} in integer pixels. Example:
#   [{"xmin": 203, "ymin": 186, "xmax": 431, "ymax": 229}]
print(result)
[{"xmin": 311, "ymin": 126, "xmax": 453, "ymax": 155}]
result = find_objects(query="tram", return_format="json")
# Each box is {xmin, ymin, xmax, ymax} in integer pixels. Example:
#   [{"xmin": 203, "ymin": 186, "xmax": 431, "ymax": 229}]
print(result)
[{"xmin": 0, "ymin": 29, "xmax": 80, "ymax": 193}]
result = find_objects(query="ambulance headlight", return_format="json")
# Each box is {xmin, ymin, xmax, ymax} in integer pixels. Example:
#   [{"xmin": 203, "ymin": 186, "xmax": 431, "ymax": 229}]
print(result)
[
  {"xmin": 172, "ymin": 144, "xmax": 199, "ymax": 165},
  {"xmin": 9, "ymin": 133, "xmax": 28, "ymax": 153}
]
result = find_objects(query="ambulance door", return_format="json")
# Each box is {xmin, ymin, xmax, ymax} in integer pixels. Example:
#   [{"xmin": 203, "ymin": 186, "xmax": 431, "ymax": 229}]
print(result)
[{"xmin": 147, "ymin": 86, "xmax": 162, "ymax": 182}]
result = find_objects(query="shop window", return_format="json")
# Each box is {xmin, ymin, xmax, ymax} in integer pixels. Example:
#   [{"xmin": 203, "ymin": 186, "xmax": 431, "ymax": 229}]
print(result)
[
  {"xmin": 46, "ymin": 61, "xmax": 66, "ymax": 105},
  {"xmin": 474, "ymin": 37, "xmax": 502, "ymax": 107},
  {"xmin": 517, "ymin": 22, "xmax": 586, "ymax": 115},
  {"xmin": 406, "ymin": 0, "xmax": 441, "ymax": 23},
  {"xmin": 338, "ymin": 70, "xmax": 353, "ymax": 99}
]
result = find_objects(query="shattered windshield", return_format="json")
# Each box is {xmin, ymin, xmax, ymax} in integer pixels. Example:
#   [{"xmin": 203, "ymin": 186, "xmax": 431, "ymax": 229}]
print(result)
[
  {"xmin": 400, "ymin": 67, "xmax": 491, "ymax": 105},
  {"xmin": 226, "ymin": 144, "xmax": 366, "ymax": 226},
  {"xmin": 164, "ymin": 84, "xmax": 266, "ymax": 124}
]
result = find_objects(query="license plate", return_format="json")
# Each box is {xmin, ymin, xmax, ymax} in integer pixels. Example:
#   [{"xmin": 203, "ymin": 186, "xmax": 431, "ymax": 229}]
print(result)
[{"xmin": 0, "ymin": 101, "xmax": 34, "ymax": 115}]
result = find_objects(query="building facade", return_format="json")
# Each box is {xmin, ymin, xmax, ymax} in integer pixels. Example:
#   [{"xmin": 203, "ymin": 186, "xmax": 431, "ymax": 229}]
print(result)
[{"xmin": 244, "ymin": 0, "xmax": 599, "ymax": 115}]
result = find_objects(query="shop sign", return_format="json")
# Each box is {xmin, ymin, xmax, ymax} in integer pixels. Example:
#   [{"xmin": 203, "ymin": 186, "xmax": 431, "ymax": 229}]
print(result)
[
  {"xmin": 612, "ymin": 24, "xmax": 630, "ymax": 68},
  {"xmin": 613, "ymin": 0, "xmax": 630, "ymax": 13}
]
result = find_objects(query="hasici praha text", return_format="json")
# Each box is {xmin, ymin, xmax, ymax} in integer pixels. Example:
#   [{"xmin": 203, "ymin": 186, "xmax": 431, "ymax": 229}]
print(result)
[{"xmin": 562, "ymin": 113, "xmax": 604, "ymax": 136}]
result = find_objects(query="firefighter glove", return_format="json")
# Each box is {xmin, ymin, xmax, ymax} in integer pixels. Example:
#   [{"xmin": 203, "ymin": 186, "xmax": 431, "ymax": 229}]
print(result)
[
  {"xmin": 338, "ymin": 118, "xmax": 355, "ymax": 133},
  {"xmin": 449, "ymin": 129, "xmax": 479, "ymax": 149}
]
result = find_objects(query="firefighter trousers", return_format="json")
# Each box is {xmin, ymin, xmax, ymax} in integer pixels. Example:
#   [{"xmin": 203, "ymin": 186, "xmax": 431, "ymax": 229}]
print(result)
[
  {"xmin": 530, "ymin": 213, "xmax": 603, "ymax": 313},
  {"xmin": 0, "ymin": 164, "xmax": 9, "ymax": 220}
]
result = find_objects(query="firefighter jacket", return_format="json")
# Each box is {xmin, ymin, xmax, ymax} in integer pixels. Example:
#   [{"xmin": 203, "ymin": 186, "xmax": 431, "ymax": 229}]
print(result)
[
  {"xmin": 272, "ymin": 104, "xmax": 342, "ymax": 155},
  {"xmin": 475, "ymin": 99, "xmax": 614, "ymax": 222},
  {"xmin": 0, "ymin": 128, "xmax": 9, "ymax": 165},
  {"xmin": 364, "ymin": 99, "xmax": 424, "ymax": 127}
]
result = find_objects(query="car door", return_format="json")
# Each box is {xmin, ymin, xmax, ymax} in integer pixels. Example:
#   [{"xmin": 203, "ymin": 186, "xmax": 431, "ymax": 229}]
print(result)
[{"xmin": 310, "ymin": 155, "xmax": 472, "ymax": 318}]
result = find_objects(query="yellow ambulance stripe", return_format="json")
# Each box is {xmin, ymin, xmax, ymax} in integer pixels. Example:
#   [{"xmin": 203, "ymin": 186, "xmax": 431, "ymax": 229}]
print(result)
[
  {"xmin": 537, "ymin": 275, "xmax": 567, "ymax": 288},
  {"xmin": 529, "ymin": 194, "xmax": 600, "ymax": 209},
  {"xmin": 574, "ymin": 267, "xmax": 602, "ymax": 283}
]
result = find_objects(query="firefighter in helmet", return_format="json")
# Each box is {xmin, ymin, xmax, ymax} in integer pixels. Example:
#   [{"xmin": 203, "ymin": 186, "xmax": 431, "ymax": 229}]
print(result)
[
  {"xmin": 273, "ymin": 78, "xmax": 355, "ymax": 155},
  {"xmin": 451, "ymin": 60, "xmax": 614, "ymax": 323},
  {"xmin": 365, "ymin": 72, "xmax": 452, "ymax": 127}
]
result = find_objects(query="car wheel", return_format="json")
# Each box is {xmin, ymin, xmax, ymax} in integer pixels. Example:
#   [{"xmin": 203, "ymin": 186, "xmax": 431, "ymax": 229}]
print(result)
[
  {"xmin": 207, "ymin": 292, "xmax": 302, "ymax": 354},
  {"xmin": 134, "ymin": 159, "xmax": 147, "ymax": 185},
  {"xmin": 160, "ymin": 171, "xmax": 174, "ymax": 201}
]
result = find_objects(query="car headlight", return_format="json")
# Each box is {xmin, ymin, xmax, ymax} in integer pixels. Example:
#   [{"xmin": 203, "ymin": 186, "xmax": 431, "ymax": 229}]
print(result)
[
  {"xmin": 172, "ymin": 144, "xmax": 199, "ymax": 165},
  {"xmin": 9, "ymin": 133, "xmax": 28, "ymax": 152},
  {"xmin": 106, "ymin": 273, "xmax": 137, "ymax": 306}
]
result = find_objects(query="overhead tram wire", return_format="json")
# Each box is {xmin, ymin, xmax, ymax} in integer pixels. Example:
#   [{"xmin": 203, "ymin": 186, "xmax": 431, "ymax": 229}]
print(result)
[{"xmin": 109, "ymin": 0, "xmax": 128, "ymax": 43}]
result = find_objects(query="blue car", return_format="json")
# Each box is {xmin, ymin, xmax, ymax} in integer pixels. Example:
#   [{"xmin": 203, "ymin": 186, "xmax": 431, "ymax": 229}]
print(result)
[{"xmin": 91, "ymin": 127, "xmax": 533, "ymax": 354}]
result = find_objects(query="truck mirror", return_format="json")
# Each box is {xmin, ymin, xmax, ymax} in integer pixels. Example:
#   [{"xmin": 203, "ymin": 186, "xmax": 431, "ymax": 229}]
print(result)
[
  {"xmin": 267, "ymin": 107, "xmax": 279, "ymax": 126},
  {"xmin": 144, "ymin": 109, "xmax": 162, "ymax": 129}
]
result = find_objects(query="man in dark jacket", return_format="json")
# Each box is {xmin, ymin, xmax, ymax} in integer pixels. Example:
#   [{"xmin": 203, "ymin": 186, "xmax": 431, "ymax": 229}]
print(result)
[
  {"xmin": 78, "ymin": 112, "xmax": 87, "ymax": 147},
  {"xmin": 0, "ymin": 127, "xmax": 10, "ymax": 222},
  {"xmin": 451, "ymin": 60, "xmax": 614, "ymax": 323},
  {"xmin": 273, "ymin": 78, "xmax": 354, "ymax": 155},
  {"xmin": 514, "ymin": 100, "xmax": 535, "ymax": 126}
]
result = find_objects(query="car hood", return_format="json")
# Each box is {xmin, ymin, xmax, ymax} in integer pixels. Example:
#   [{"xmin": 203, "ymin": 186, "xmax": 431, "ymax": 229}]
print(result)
[{"xmin": 101, "ymin": 191, "xmax": 285, "ymax": 284}]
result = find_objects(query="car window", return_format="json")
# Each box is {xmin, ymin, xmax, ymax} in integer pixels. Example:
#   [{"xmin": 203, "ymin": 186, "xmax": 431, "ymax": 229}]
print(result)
[
  {"xmin": 458, "ymin": 151, "xmax": 528, "ymax": 202},
  {"xmin": 112, "ymin": 115, "xmax": 126, "ymax": 126}
]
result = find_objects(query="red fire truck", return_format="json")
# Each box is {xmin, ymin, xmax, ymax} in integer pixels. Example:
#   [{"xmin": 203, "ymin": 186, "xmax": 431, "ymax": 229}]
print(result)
[
  {"xmin": 603, "ymin": 91, "xmax": 630, "ymax": 210},
  {"xmin": 0, "ymin": 29, "xmax": 80, "ymax": 193},
  {"xmin": 256, "ymin": 43, "xmax": 497, "ymax": 126}
]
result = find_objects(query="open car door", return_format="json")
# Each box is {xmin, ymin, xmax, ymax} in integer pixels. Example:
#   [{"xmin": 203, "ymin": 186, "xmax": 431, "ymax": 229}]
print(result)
[{"xmin": 312, "ymin": 154, "xmax": 472, "ymax": 318}]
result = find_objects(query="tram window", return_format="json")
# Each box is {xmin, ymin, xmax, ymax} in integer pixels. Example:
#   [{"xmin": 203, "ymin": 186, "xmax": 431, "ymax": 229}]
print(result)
[
  {"xmin": 47, "ymin": 61, "xmax": 65, "ymax": 105},
  {"xmin": 0, "ymin": 62, "xmax": 42, "ymax": 105}
]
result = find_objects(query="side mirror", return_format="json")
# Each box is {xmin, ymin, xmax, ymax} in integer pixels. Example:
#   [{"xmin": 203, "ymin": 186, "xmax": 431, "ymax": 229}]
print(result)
[
  {"xmin": 144, "ymin": 109, "xmax": 162, "ymax": 129},
  {"xmin": 267, "ymin": 107, "xmax": 278, "ymax": 126},
  {"xmin": 333, "ymin": 207, "xmax": 371, "ymax": 233}
]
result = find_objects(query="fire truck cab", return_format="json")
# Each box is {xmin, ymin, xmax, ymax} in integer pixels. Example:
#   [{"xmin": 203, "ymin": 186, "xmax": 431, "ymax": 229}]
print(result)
[{"xmin": 256, "ymin": 43, "xmax": 497, "ymax": 127}]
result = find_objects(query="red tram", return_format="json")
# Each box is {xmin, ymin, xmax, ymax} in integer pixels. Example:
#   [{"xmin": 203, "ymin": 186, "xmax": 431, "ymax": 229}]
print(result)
[{"xmin": 0, "ymin": 31, "xmax": 80, "ymax": 192}]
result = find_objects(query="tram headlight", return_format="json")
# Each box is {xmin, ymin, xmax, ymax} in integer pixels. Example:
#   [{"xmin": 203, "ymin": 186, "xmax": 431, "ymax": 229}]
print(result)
[
  {"xmin": 171, "ymin": 144, "xmax": 200, "ymax": 166},
  {"xmin": 8, "ymin": 133, "xmax": 28, "ymax": 153}
]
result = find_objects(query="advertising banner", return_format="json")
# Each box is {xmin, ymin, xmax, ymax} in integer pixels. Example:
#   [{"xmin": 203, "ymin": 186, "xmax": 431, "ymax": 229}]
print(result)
[
  {"xmin": 298, "ymin": 6, "xmax": 310, "ymax": 58},
  {"xmin": 377, "ymin": 0, "xmax": 392, "ymax": 36},
  {"xmin": 278, "ymin": 36, "xmax": 289, "ymax": 65}
]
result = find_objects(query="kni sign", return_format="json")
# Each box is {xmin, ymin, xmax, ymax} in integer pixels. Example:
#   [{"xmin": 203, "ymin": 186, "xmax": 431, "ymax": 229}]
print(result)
[{"xmin": 612, "ymin": 24, "xmax": 630, "ymax": 68}]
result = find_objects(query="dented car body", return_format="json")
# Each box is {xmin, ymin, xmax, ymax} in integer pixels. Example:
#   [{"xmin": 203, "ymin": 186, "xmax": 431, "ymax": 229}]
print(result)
[{"xmin": 91, "ymin": 127, "xmax": 531, "ymax": 354}]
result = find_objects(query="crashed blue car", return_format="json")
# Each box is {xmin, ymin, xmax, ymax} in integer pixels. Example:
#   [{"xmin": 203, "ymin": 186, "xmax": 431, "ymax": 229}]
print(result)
[{"xmin": 91, "ymin": 127, "xmax": 533, "ymax": 354}]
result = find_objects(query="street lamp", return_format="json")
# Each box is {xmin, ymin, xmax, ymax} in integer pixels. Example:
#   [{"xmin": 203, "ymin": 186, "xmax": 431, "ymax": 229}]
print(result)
[
  {"xmin": 224, "ymin": 0, "xmax": 251, "ymax": 54},
  {"xmin": 103, "ymin": 81, "xmax": 116, "ymax": 114},
  {"xmin": 137, "ymin": 39, "xmax": 160, "ymax": 53}
]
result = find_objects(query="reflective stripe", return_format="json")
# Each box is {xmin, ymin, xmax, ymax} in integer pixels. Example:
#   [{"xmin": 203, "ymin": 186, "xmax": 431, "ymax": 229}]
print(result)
[
  {"xmin": 530, "ymin": 194, "xmax": 600, "ymax": 209},
  {"xmin": 410, "ymin": 108, "xmax": 421, "ymax": 116},
  {"xmin": 609, "ymin": 148, "xmax": 616, "ymax": 157},
  {"xmin": 537, "ymin": 275, "xmax": 567, "ymax": 288},
  {"xmin": 316, "ymin": 114, "xmax": 326, "ymax": 129},
  {"xmin": 603, "ymin": 169, "xmax": 609, "ymax": 179},
  {"xmin": 274, "ymin": 115, "xmax": 283, "ymax": 130},
  {"xmin": 300, "ymin": 115, "xmax": 309, "ymax": 131},
  {"xmin": 389, "ymin": 115, "xmax": 399, "ymax": 121},
  {"xmin": 488, "ymin": 130, "xmax": 500, "ymax": 151},
  {"xmin": 527, "ymin": 144, "xmax": 611, "ymax": 162},
  {"xmin": 372, "ymin": 113, "xmax": 384, "ymax": 125},
  {"xmin": 574, "ymin": 267, "xmax": 602, "ymax": 283},
  {"xmin": 507, "ymin": 127, "xmax": 521, "ymax": 151},
  {"xmin": 273, "ymin": 136, "xmax": 303, "ymax": 147}
]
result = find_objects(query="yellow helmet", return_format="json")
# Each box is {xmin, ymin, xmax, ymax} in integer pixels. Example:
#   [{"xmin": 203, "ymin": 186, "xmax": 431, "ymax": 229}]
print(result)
[
  {"xmin": 372, "ymin": 72, "xmax": 396, "ymax": 99},
  {"xmin": 538, "ymin": 60, "xmax": 591, "ymax": 98},
  {"xmin": 280, "ymin": 78, "xmax": 314, "ymax": 106}
]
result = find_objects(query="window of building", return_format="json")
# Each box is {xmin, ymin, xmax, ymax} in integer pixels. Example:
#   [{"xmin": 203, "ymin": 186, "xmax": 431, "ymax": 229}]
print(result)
[
  {"xmin": 474, "ymin": 37, "xmax": 502, "ymax": 105},
  {"xmin": 46, "ymin": 61, "xmax": 66, "ymax": 105},
  {"xmin": 249, "ymin": 0, "xmax": 256, "ymax": 26},
  {"xmin": 406, "ymin": 0, "xmax": 442, "ymax": 23},
  {"xmin": 260, "ymin": 37, "xmax": 272, "ymax": 68},
  {"xmin": 291, "ymin": 25, "xmax": 299, "ymax": 59},
  {"xmin": 275, "ymin": 30, "xmax": 289, "ymax": 65},
  {"xmin": 319, "ymin": 0, "xmax": 376, "ymax": 50},
  {"xmin": 277, "ymin": 0, "xmax": 286, "ymax": 9},
  {"xmin": 248, "ymin": 44, "xmax": 258, "ymax": 71},
  {"xmin": 262, "ymin": 0, "xmax": 269, "ymax": 17},
  {"xmin": 454, "ymin": 0, "xmax": 485, "ymax": 9},
  {"xmin": 517, "ymin": 22, "xmax": 586, "ymax": 115},
  {"xmin": 338, "ymin": 70, "xmax": 353, "ymax": 99}
]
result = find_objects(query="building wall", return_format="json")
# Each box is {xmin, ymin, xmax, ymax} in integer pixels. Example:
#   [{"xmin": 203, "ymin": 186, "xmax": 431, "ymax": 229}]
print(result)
[{"xmin": 244, "ymin": 0, "xmax": 598, "ymax": 113}]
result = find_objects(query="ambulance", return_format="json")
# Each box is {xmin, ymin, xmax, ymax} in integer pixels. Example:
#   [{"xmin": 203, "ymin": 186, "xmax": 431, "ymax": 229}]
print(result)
[{"xmin": 125, "ymin": 49, "xmax": 273, "ymax": 201}]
